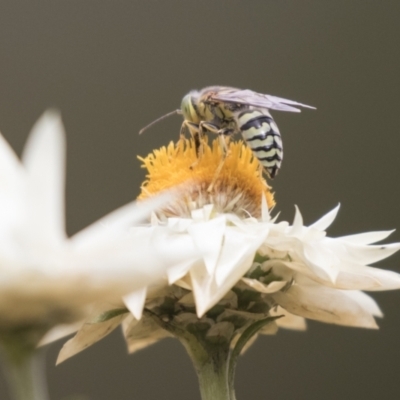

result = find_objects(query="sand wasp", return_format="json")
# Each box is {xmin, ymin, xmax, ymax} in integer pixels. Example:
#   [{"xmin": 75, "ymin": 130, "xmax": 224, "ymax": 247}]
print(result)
[{"xmin": 140, "ymin": 86, "xmax": 314, "ymax": 178}]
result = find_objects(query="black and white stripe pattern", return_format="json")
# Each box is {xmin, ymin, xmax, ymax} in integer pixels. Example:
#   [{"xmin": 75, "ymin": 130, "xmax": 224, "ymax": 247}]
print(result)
[{"xmin": 237, "ymin": 110, "xmax": 283, "ymax": 178}]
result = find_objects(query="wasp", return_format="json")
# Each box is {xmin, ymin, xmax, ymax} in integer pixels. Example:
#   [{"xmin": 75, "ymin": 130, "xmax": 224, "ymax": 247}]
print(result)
[{"xmin": 139, "ymin": 86, "xmax": 315, "ymax": 178}]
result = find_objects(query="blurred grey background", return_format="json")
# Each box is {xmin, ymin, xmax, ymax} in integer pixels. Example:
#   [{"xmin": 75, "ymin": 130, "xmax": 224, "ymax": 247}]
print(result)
[{"xmin": 0, "ymin": 1, "xmax": 399, "ymax": 399}]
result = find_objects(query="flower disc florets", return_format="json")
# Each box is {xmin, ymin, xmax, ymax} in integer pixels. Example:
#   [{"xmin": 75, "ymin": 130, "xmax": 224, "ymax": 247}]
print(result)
[{"xmin": 138, "ymin": 138, "xmax": 275, "ymax": 219}]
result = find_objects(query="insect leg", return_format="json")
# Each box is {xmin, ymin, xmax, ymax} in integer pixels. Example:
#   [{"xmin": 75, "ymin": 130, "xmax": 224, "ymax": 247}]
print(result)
[
  {"xmin": 180, "ymin": 121, "xmax": 199, "ymax": 143},
  {"xmin": 179, "ymin": 121, "xmax": 202, "ymax": 159},
  {"xmin": 207, "ymin": 128, "xmax": 234, "ymax": 193},
  {"xmin": 199, "ymin": 121, "xmax": 220, "ymax": 135},
  {"xmin": 190, "ymin": 121, "xmax": 220, "ymax": 169},
  {"xmin": 179, "ymin": 121, "xmax": 204, "ymax": 169}
]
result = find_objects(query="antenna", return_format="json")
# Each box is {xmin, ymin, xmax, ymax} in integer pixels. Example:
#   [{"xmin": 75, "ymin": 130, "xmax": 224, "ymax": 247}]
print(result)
[{"xmin": 139, "ymin": 109, "xmax": 182, "ymax": 135}]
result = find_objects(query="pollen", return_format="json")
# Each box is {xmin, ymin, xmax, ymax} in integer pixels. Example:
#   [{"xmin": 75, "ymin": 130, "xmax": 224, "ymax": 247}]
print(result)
[{"xmin": 138, "ymin": 138, "xmax": 275, "ymax": 218}]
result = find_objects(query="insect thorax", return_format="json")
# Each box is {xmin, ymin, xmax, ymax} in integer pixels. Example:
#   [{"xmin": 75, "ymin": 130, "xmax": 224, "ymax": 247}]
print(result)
[{"xmin": 198, "ymin": 99, "xmax": 248, "ymax": 129}]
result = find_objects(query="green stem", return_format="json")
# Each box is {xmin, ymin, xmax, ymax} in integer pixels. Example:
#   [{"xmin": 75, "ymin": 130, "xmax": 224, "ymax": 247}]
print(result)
[
  {"xmin": 182, "ymin": 340, "xmax": 231, "ymax": 400},
  {"xmin": 196, "ymin": 356, "xmax": 230, "ymax": 400},
  {"xmin": 0, "ymin": 326, "xmax": 50, "ymax": 400},
  {"xmin": 145, "ymin": 310, "xmax": 234, "ymax": 400},
  {"xmin": 2, "ymin": 349, "xmax": 49, "ymax": 400},
  {"xmin": 145, "ymin": 311, "xmax": 280, "ymax": 400}
]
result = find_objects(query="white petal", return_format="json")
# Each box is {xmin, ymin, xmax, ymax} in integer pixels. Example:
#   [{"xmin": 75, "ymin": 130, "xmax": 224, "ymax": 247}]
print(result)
[
  {"xmin": 174, "ymin": 276, "xmax": 193, "ymax": 290},
  {"xmin": 290, "ymin": 206, "xmax": 303, "ymax": 235},
  {"xmin": 270, "ymin": 306, "xmax": 307, "ymax": 331},
  {"xmin": 340, "ymin": 242, "xmax": 400, "ymax": 265},
  {"xmin": 189, "ymin": 262, "xmax": 212, "ymax": 316},
  {"xmin": 291, "ymin": 261, "xmax": 400, "ymax": 292},
  {"xmin": 167, "ymin": 217, "xmax": 193, "ymax": 232},
  {"xmin": 309, "ymin": 204, "xmax": 340, "ymax": 231},
  {"xmin": 123, "ymin": 314, "xmax": 171, "ymax": 354},
  {"xmin": 69, "ymin": 226, "xmax": 202, "ymax": 295},
  {"xmin": 0, "ymin": 133, "xmax": 23, "ymax": 185},
  {"xmin": 335, "ymin": 265, "xmax": 400, "ymax": 291},
  {"xmin": 303, "ymin": 243, "xmax": 340, "ymax": 283},
  {"xmin": 193, "ymin": 257, "xmax": 256, "ymax": 317},
  {"xmin": 273, "ymin": 284, "xmax": 378, "ymax": 328},
  {"xmin": 39, "ymin": 322, "xmax": 81, "ymax": 347},
  {"xmin": 261, "ymin": 194, "xmax": 270, "ymax": 222},
  {"xmin": 57, "ymin": 311, "xmax": 127, "ymax": 364},
  {"xmin": 259, "ymin": 321, "xmax": 279, "ymax": 335},
  {"xmin": 203, "ymin": 204, "xmax": 214, "ymax": 221},
  {"xmin": 124, "ymin": 288, "xmax": 147, "ymax": 320},
  {"xmin": 191, "ymin": 208, "xmax": 206, "ymax": 222},
  {"xmin": 22, "ymin": 111, "xmax": 66, "ymax": 245},
  {"xmin": 242, "ymin": 277, "xmax": 287, "ymax": 293},
  {"xmin": 71, "ymin": 192, "xmax": 173, "ymax": 248},
  {"xmin": 188, "ymin": 217, "xmax": 226, "ymax": 275},
  {"xmin": 343, "ymin": 291, "xmax": 383, "ymax": 317},
  {"xmin": 0, "ymin": 134, "xmax": 25, "ymax": 239},
  {"xmin": 270, "ymin": 212, "xmax": 281, "ymax": 224},
  {"xmin": 191, "ymin": 227, "xmax": 269, "ymax": 316},
  {"xmin": 167, "ymin": 261, "xmax": 195, "ymax": 284},
  {"xmin": 215, "ymin": 228, "xmax": 268, "ymax": 286},
  {"xmin": 339, "ymin": 230, "xmax": 395, "ymax": 245}
]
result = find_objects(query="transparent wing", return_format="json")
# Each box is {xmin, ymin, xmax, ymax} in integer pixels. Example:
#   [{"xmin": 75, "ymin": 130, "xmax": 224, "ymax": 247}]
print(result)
[{"xmin": 211, "ymin": 89, "xmax": 316, "ymax": 113}]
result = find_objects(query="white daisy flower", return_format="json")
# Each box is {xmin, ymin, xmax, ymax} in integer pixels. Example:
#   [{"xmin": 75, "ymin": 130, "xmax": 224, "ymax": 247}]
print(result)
[
  {"xmin": 58, "ymin": 138, "xmax": 400, "ymax": 400},
  {"xmin": 58, "ymin": 139, "xmax": 400, "ymax": 362}
]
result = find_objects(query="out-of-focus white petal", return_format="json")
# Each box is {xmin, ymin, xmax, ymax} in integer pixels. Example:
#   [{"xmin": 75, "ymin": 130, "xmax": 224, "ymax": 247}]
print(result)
[
  {"xmin": 0, "ymin": 134, "xmax": 25, "ymax": 240},
  {"xmin": 57, "ymin": 311, "xmax": 127, "ymax": 364},
  {"xmin": 309, "ymin": 204, "xmax": 340, "ymax": 231},
  {"xmin": 0, "ymin": 133, "xmax": 23, "ymax": 181},
  {"xmin": 21, "ymin": 111, "xmax": 66, "ymax": 245},
  {"xmin": 124, "ymin": 288, "xmax": 147, "ymax": 320},
  {"xmin": 68, "ymin": 227, "xmax": 202, "ymax": 292},
  {"xmin": 71, "ymin": 192, "xmax": 173, "ymax": 249},
  {"xmin": 39, "ymin": 322, "xmax": 81, "ymax": 347},
  {"xmin": 0, "ymin": 112, "xmax": 199, "ymax": 336}
]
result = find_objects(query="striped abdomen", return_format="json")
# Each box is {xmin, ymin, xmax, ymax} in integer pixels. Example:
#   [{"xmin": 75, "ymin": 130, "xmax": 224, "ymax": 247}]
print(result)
[{"xmin": 237, "ymin": 110, "xmax": 283, "ymax": 178}]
